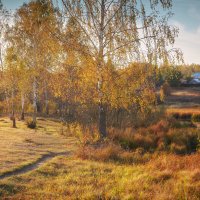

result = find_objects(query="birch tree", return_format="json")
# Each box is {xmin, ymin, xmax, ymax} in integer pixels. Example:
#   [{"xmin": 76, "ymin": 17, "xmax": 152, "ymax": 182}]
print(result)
[
  {"xmin": 0, "ymin": 1, "xmax": 10, "ymax": 114},
  {"xmin": 4, "ymin": 47, "xmax": 21, "ymax": 127},
  {"xmin": 12, "ymin": 0, "xmax": 60, "ymax": 124},
  {"xmin": 61, "ymin": 0, "xmax": 181, "ymax": 137}
]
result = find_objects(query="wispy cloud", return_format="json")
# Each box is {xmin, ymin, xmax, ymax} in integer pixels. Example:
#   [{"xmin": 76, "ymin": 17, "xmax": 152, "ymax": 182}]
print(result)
[{"xmin": 172, "ymin": 21, "xmax": 200, "ymax": 64}]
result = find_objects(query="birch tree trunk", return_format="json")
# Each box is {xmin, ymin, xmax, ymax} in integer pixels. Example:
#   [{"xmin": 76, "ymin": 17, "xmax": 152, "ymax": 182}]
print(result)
[
  {"xmin": 98, "ymin": 0, "xmax": 107, "ymax": 138},
  {"xmin": 33, "ymin": 77, "xmax": 37, "ymax": 124},
  {"xmin": 44, "ymin": 83, "xmax": 49, "ymax": 115},
  {"xmin": 21, "ymin": 93, "xmax": 25, "ymax": 120},
  {"xmin": 11, "ymin": 89, "xmax": 16, "ymax": 128}
]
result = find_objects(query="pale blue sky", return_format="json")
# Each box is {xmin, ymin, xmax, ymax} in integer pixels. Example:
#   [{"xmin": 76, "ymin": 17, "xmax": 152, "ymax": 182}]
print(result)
[
  {"xmin": 2, "ymin": 0, "xmax": 200, "ymax": 64},
  {"xmin": 2, "ymin": 0, "xmax": 28, "ymax": 10}
]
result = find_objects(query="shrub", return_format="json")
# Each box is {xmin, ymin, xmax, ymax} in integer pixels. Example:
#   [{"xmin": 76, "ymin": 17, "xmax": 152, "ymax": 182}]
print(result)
[
  {"xmin": 76, "ymin": 119, "xmax": 199, "ymax": 165},
  {"xmin": 108, "ymin": 120, "xmax": 199, "ymax": 154},
  {"xmin": 166, "ymin": 129, "xmax": 199, "ymax": 154},
  {"xmin": 180, "ymin": 113, "xmax": 192, "ymax": 120},
  {"xmin": 148, "ymin": 119, "xmax": 169, "ymax": 133},
  {"xmin": 131, "ymin": 132, "xmax": 157, "ymax": 151},
  {"xmin": 170, "ymin": 143, "xmax": 187, "ymax": 154},
  {"xmin": 109, "ymin": 120, "xmax": 169, "ymax": 151},
  {"xmin": 169, "ymin": 112, "xmax": 180, "ymax": 120},
  {"xmin": 59, "ymin": 122, "xmax": 81, "ymax": 137},
  {"xmin": 170, "ymin": 120, "xmax": 195, "ymax": 129},
  {"xmin": 119, "ymin": 148, "xmax": 152, "ymax": 164},
  {"xmin": 71, "ymin": 124, "xmax": 100, "ymax": 145},
  {"xmin": 77, "ymin": 142, "xmax": 122, "ymax": 162},
  {"xmin": 192, "ymin": 114, "xmax": 200, "ymax": 122},
  {"xmin": 77, "ymin": 142, "xmax": 152, "ymax": 164},
  {"xmin": 26, "ymin": 119, "xmax": 36, "ymax": 129},
  {"xmin": 169, "ymin": 112, "xmax": 192, "ymax": 121},
  {"xmin": 147, "ymin": 153, "xmax": 200, "ymax": 171}
]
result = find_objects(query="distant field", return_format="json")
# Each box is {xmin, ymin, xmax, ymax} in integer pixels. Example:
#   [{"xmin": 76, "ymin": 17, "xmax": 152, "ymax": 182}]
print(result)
[
  {"xmin": 167, "ymin": 107, "xmax": 200, "ymax": 115},
  {"xmin": 166, "ymin": 87, "xmax": 200, "ymax": 107},
  {"xmin": 166, "ymin": 87, "xmax": 200, "ymax": 116}
]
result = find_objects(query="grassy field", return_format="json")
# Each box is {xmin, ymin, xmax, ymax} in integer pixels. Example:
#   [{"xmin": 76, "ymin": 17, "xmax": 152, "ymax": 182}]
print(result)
[
  {"xmin": 165, "ymin": 87, "xmax": 200, "ymax": 109},
  {"xmin": 0, "ymin": 87, "xmax": 200, "ymax": 199},
  {"xmin": 0, "ymin": 117, "xmax": 77, "ymax": 176},
  {"xmin": 166, "ymin": 87, "xmax": 200, "ymax": 119},
  {"xmin": 0, "ymin": 116, "xmax": 199, "ymax": 199},
  {"xmin": 166, "ymin": 87, "xmax": 200, "ymax": 107},
  {"xmin": 0, "ymin": 152, "xmax": 200, "ymax": 199}
]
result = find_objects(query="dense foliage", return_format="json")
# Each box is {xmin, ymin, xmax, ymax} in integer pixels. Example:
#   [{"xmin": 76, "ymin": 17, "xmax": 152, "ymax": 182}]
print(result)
[{"xmin": 0, "ymin": 0, "xmax": 182, "ymax": 134}]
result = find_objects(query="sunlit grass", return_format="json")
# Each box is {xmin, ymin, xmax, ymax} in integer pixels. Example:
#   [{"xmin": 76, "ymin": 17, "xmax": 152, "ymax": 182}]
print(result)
[
  {"xmin": 167, "ymin": 107, "xmax": 200, "ymax": 115},
  {"xmin": 0, "ymin": 117, "xmax": 77, "ymax": 176},
  {"xmin": 0, "ymin": 116, "xmax": 199, "ymax": 199},
  {"xmin": 0, "ymin": 155, "xmax": 199, "ymax": 199}
]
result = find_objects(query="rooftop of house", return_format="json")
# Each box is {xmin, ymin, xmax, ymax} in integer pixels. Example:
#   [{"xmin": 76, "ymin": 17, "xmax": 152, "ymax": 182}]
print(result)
[{"xmin": 192, "ymin": 73, "xmax": 200, "ymax": 78}]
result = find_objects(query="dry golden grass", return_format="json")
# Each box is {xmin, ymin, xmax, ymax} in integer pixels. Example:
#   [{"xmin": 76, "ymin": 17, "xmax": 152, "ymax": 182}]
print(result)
[
  {"xmin": 0, "ymin": 154, "xmax": 199, "ymax": 200},
  {"xmin": 0, "ymin": 117, "xmax": 77, "ymax": 175},
  {"xmin": 147, "ymin": 153, "xmax": 200, "ymax": 171},
  {"xmin": 165, "ymin": 87, "xmax": 200, "ymax": 119},
  {"xmin": 0, "ymin": 116, "xmax": 199, "ymax": 199},
  {"xmin": 170, "ymin": 87, "xmax": 200, "ymax": 97},
  {"xmin": 165, "ymin": 87, "xmax": 200, "ymax": 109},
  {"xmin": 167, "ymin": 107, "xmax": 200, "ymax": 115}
]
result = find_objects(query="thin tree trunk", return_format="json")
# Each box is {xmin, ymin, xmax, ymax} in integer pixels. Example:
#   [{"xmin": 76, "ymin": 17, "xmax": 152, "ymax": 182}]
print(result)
[
  {"xmin": 98, "ymin": 0, "xmax": 107, "ymax": 138},
  {"xmin": 44, "ymin": 84, "xmax": 49, "ymax": 115},
  {"xmin": 33, "ymin": 77, "xmax": 37, "ymax": 124},
  {"xmin": 0, "ymin": 44, "xmax": 4, "ymax": 72},
  {"xmin": 11, "ymin": 90, "xmax": 16, "ymax": 128},
  {"xmin": 5, "ymin": 90, "xmax": 10, "ymax": 115},
  {"xmin": 21, "ymin": 93, "xmax": 25, "ymax": 120},
  {"xmin": 99, "ymin": 103, "xmax": 106, "ymax": 138},
  {"xmin": 12, "ymin": 110, "xmax": 16, "ymax": 128},
  {"xmin": 116, "ymin": 108, "xmax": 121, "ymax": 128},
  {"xmin": 59, "ymin": 102, "xmax": 64, "ymax": 121}
]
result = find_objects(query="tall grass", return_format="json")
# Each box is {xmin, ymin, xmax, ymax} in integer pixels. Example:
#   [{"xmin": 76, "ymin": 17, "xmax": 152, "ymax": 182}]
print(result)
[
  {"xmin": 75, "ymin": 119, "xmax": 199, "ymax": 164},
  {"xmin": 108, "ymin": 119, "xmax": 199, "ymax": 154}
]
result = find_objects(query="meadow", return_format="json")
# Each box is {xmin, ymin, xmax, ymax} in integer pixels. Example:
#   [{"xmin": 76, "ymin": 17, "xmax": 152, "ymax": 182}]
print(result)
[
  {"xmin": 1, "ymin": 154, "xmax": 200, "ymax": 199},
  {"xmin": 0, "ymin": 0, "xmax": 200, "ymax": 199},
  {"xmin": 0, "ymin": 118, "xmax": 76, "ymax": 178},
  {"xmin": 0, "ymin": 87, "xmax": 199, "ymax": 199}
]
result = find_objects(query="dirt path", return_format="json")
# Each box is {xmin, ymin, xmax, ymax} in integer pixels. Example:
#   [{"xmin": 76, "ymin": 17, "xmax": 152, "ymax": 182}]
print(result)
[{"xmin": 0, "ymin": 151, "xmax": 70, "ymax": 180}]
